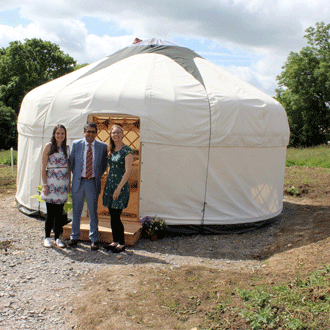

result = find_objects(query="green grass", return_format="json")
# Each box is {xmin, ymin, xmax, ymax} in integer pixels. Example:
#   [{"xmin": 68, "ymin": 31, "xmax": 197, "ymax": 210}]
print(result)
[
  {"xmin": 0, "ymin": 150, "xmax": 17, "ymax": 192},
  {"xmin": 286, "ymin": 145, "xmax": 330, "ymax": 168},
  {"xmin": 0, "ymin": 163, "xmax": 16, "ymax": 192},
  {"xmin": 237, "ymin": 265, "xmax": 330, "ymax": 330},
  {"xmin": 0, "ymin": 149, "xmax": 17, "ymax": 165}
]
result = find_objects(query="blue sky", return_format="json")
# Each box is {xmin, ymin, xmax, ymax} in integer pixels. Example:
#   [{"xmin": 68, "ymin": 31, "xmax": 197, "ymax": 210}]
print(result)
[{"xmin": 0, "ymin": 1, "xmax": 329, "ymax": 96}]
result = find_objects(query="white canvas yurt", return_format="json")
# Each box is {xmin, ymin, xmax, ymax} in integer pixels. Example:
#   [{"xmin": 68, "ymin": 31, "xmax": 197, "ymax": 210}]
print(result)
[{"xmin": 16, "ymin": 38, "xmax": 290, "ymax": 226}]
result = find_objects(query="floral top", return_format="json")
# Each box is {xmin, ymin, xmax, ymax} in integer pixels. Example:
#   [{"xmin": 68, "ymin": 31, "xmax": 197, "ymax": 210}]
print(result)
[
  {"xmin": 41, "ymin": 145, "xmax": 70, "ymax": 204},
  {"xmin": 102, "ymin": 145, "xmax": 134, "ymax": 209}
]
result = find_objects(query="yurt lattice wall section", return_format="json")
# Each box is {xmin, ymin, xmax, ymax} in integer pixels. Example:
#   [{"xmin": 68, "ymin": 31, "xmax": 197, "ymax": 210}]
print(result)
[{"xmin": 90, "ymin": 115, "xmax": 141, "ymax": 222}]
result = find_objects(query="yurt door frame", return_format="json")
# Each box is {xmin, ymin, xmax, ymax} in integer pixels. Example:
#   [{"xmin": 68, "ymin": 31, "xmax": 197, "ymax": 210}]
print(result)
[{"xmin": 87, "ymin": 114, "xmax": 141, "ymax": 224}]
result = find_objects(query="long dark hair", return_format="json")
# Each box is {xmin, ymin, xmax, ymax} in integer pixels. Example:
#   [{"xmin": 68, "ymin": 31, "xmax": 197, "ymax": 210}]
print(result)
[
  {"xmin": 109, "ymin": 124, "xmax": 124, "ymax": 155},
  {"xmin": 49, "ymin": 124, "xmax": 68, "ymax": 158}
]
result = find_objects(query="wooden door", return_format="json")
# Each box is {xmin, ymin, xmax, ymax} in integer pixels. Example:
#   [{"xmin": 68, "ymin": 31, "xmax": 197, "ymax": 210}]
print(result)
[{"xmin": 88, "ymin": 115, "xmax": 141, "ymax": 222}]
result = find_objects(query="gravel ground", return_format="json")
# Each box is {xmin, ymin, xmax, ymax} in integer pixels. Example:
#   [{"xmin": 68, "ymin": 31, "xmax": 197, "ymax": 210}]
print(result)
[{"xmin": 1, "ymin": 193, "xmax": 285, "ymax": 330}]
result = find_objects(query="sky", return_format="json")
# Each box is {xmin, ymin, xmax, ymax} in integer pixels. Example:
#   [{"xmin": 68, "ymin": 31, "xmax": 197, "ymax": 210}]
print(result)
[{"xmin": 0, "ymin": 0, "xmax": 329, "ymax": 96}]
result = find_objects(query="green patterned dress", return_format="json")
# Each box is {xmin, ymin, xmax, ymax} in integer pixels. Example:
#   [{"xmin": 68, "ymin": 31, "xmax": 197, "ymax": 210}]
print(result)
[{"xmin": 102, "ymin": 145, "xmax": 134, "ymax": 209}]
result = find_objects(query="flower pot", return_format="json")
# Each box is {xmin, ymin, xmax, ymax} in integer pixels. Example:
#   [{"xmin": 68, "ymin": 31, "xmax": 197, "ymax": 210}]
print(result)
[
  {"xmin": 150, "ymin": 234, "xmax": 158, "ymax": 241},
  {"xmin": 156, "ymin": 230, "xmax": 165, "ymax": 239}
]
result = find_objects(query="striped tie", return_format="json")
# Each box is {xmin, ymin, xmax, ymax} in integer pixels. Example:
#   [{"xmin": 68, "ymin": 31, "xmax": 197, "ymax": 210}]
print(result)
[{"xmin": 86, "ymin": 143, "xmax": 93, "ymax": 179}]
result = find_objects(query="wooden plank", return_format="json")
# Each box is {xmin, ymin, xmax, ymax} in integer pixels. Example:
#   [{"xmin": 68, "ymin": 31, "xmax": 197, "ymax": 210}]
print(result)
[{"xmin": 62, "ymin": 217, "xmax": 142, "ymax": 246}]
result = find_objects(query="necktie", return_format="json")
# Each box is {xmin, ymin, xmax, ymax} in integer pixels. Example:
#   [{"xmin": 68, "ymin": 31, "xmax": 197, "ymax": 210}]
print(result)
[{"xmin": 86, "ymin": 143, "xmax": 93, "ymax": 179}]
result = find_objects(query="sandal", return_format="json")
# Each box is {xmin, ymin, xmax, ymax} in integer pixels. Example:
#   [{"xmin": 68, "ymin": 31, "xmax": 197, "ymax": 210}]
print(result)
[
  {"xmin": 112, "ymin": 245, "xmax": 125, "ymax": 253},
  {"xmin": 104, "ymin": 242, "xmax": 119, "ymax": 251}
]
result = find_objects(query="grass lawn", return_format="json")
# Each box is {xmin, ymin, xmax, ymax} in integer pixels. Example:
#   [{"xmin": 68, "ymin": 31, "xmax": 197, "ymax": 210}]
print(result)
[
  {"xmin": 0, "ymin": 164, "xmax": 16, "ymax": 193},
  {"xmin": 0, "ymin": 149, "xmax": 17, "ymax": 165},
  {"xmin": 286, "ymin": 144, "xmax": 330, "ymax": 168}
]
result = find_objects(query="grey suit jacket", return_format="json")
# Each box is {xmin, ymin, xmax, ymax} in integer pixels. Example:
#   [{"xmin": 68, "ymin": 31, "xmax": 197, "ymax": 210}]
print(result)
[{"xmin": 69, "ymin": 138, "xmax": 108, "ymax": 195}]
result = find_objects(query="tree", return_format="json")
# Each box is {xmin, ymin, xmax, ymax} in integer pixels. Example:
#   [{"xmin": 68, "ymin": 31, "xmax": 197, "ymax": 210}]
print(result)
[
  {"xmin": 0, "ymin": 38, "xmax": 77, "ymax": 115},
  {"xmin": 0, "ymin": 38, "xmax": 77, "ymax": 149},
  {"xmin": 74, "ymin": 63, "xmax": 89, "ymax": 71},
  {"xmin": 276, "ymin": 22, "xmax": 330, "ymax": 146},
  {"xmin": 0, "ymin": 102, "xmax": 17, "ymax": 149}
]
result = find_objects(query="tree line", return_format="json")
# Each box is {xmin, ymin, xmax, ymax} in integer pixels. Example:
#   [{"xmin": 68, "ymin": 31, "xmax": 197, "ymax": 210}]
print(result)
[
  {"xmin": 0, "ymin": 38, "xmax": 80, "ymax": 149},
  {"xmin": 1, "ymin": 24, "xmax": 330, "ymax": 150},
  {"xmin": 276, "ymin": 22, "xmax": 330, "ymax": 147}
]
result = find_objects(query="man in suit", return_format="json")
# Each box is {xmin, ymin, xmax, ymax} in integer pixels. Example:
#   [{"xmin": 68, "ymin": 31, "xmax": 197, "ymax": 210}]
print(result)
[{"xmin": 68, "ymin": 122, "xmax": 108, "ymax": 250}]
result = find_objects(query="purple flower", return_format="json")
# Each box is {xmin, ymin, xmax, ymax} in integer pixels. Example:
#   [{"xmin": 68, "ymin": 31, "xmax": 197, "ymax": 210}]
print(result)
[{"xmin": 140, "ymin": 216, "xmax": 153, "ymax": 227}]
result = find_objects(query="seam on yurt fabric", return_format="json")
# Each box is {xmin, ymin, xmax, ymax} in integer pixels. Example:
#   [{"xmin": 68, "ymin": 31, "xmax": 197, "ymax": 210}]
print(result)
[
  {"xmin": 200, "ymin": 88, "xmax": 212, "ymax": 229},
  {"xmin": 39, "ymin": 103, "xmax": 50, "ymax": 216}
]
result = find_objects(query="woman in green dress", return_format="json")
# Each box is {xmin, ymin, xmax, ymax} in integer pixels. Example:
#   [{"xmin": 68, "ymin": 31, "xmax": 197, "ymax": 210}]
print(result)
[{"xmin": 103, "ymin": 125, "xmax": 133, "ymax": 253}]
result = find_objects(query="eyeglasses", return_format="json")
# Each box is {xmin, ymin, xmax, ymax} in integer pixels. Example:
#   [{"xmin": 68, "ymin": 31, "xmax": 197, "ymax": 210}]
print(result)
[{"xmin": 86, "ymin": 130, "xmax": 96, "ymax": 134}]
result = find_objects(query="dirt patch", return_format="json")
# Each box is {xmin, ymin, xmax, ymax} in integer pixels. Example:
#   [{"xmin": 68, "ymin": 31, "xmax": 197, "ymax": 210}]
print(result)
[
  {"xmin": 69, "ymin": 239, "xmax": 330, "ymax": 330},
  {"xmin": 283, "ymin": 166, "xmax": 330, "ymax": 203},
  {"xmin": 66, "ymin": 166, "xmax": 330, "ymax": 330}
]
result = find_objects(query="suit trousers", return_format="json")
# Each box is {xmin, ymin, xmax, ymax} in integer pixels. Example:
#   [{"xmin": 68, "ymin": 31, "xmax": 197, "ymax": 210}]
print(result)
[{"xmin": 70, "ymin": 178, "xmax": 99, "ymax": 243}]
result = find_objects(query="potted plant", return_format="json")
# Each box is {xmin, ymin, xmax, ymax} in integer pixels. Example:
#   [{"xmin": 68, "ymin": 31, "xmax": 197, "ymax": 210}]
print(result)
[{"xmin": 140, "ymin": 215, "xmax": 167, "ymax": 241}]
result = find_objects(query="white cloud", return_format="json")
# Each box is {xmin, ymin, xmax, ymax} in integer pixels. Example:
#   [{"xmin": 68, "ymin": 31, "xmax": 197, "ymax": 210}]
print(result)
[
  {"xmin": 10, "ymin": 0, "xmax": 329, "ymax": 53},
  {"xmin": 0, "ymin": 23, "xmax": 59, "ymax": 46},
  {"xmin": 1, "ymin": 0, "xmax": 330, "ymax": 95},
  {"xmin": 39, "ymin": 19, "xmax": 88, "ymax": 54},
  {"xmin": 75, "ymin": 34, "xmax": 135, "ymax": 63},
  {"xmin": 3, "ymin": 1, "xmax": 329, "ymax": 53},
  {"xmin": 227, "ymin": 64, "xmax": 278, "ymax": 96}
]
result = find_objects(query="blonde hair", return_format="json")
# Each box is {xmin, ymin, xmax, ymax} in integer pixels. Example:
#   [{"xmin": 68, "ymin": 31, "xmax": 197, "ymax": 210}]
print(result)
[{"xmin": 109, "ymin": 124, "xmax": 124, "ymax": 154}]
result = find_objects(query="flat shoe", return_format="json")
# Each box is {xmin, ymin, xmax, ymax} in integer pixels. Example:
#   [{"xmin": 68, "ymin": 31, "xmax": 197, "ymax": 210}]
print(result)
[
  {"xmin": 44, "ymin": 237, "xmax": 51, "ymax": 248},
  {"xmin": 91, "ymin": 242, "xmax": 99, "ymax": 251},
  {"xmin": 112, "ymin": 245, "xmax": 125, "ymax": 253},
  {"xmin": 104, "ymin": 243, "xmax": 118, "ymax": 251},
  {"xmin": 68, "ymin": 239, "xmax": 78, "ymax": 247},
  {"xmin": 55, "ymin": 238, "xmax": 65, "ymax": 248}
]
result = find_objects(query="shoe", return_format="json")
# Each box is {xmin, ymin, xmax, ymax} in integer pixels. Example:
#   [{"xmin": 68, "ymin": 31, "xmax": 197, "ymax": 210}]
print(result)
[
  {"xmin": 55, "ymin": 238, "xmax": 65, "ymax": 248},
  {"xmin": 68, "ymin": 239, "xmax": 78, "ymax": 247},
  {"xmin": 44, "ymin": 237, "xmax": 52, "ymax": 248},
  {"xmin": 112, "ymin": 245, "xmax": 125, "ymax": 253},
  {"xmin": 104, "ymin": 243, "xmax": 119, "ymax": 251},
  {"xmin": 91, "ymin": 242, "xmax": 99, "ymax": 251}
]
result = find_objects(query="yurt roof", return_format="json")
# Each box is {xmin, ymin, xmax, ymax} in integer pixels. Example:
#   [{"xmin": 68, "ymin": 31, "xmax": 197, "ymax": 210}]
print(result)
[{"xmin": 17, "ymin": 38, "xmax": 289, "ymax": 148}]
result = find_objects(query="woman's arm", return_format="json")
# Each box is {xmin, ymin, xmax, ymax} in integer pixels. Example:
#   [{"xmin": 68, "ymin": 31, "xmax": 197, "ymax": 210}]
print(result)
[
  {"xmin": 67, "ymin": 145, "xmax": 71, "ymax": 191},
  {"xmin": 41, "ymin": 143, "xmax": 51, "ymax": 196},
  {"xmin": 68, "ymin": 141, "xmax": 76, "ymax": 171},
  {"xmin": 112, "ymin": 153, "xmax": 134, "ymax": 200}
]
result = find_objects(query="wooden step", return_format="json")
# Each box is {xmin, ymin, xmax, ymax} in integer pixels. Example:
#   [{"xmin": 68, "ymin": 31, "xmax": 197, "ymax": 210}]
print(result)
[{"xmin": 62, "ymin": 216, "xmax": 142, "ymax": 246}]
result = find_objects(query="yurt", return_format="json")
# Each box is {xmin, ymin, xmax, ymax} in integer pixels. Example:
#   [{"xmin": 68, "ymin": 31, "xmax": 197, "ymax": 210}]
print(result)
[{"xmin": 16, "ymin": 38, "xmax": 290, "ymax": 226}]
